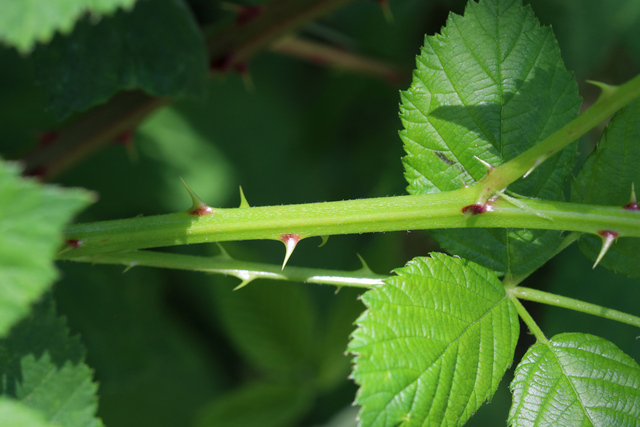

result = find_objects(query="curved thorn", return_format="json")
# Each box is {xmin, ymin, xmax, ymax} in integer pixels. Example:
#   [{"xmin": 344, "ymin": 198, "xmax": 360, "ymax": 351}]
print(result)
[
  {"xmin": 318, "ymin": 235, "xmax": 329, "ymax": 247},
  {"xmin": 123, "ymin": 261, "xmax": 139, "ymax": 273},
  {"xmin": 624, "ymin": 183, "xmax": 638, "ymax": 210},
  {"xmin": 180, "ymin": 177, "xmax": 214, "ymax": 215},
  {"xmin": 356, "ymin": 253, "xmax": 374, "ymax": 274},
  {"xmin": 280, "ymin": 234, "xmax": 300, "ymax": 270},
  {"xmin": 593, "ymin": 230, "xmax": 619, "ymax": 269},
  {"xmin": 523, "ymin": 157, "xmax": 544, "ymax": 178},
  {"xmin": 215, "ymin": 242, "xmax": 232, "ymax": 259},
  {"xmin": 474, "ymin": 155, "xmax": 494, "ymax": 172},
  {"xmin": 586, "ymin": 80, "xmax": 617, "ymax": 102},
  {"xmin": 239, "ymin": 186, "xmax": 250, "ymax": 208}
]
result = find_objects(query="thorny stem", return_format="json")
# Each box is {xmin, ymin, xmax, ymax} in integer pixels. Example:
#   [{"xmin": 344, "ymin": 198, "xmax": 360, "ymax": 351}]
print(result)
[
  {"xmin": 510, "ymin": 286, "xmax": 640, "ymax": 330},
  {"xmin": 60, "ymin": 192, "xmax": 640, "ymax": 257},
  {"xmin": 63, "ymin": 250, "xmax": 386, "ymax": 289}
]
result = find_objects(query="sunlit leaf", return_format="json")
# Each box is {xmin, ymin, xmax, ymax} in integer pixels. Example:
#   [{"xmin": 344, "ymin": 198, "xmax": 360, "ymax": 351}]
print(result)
[
  {"xmin": 509, "ymin": 333, "xmax": 640, "ymax": 426},
  {"xmin": 349, "ymin": 253, "xmax": 519, "ymax": 426},
  {"xmin": 400, "ymin": 0, "xmax": 581, "ymax": 275}
]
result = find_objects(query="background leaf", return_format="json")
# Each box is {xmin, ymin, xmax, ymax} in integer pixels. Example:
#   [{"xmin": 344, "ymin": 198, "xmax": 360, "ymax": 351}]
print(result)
[
  {"xmin": 0, "ymin": 159, "xmax": 91, "ymax": 338},
  {"xmin": 509, "ymin": 333, "xmax": 640, "ymax": 426},
  {"xmin": 196, "ymin": 382, "xmax": 314, "ymax": 427},
  {"xmin": 571, "ymin": 97, "xmax": 640, "ymax": 279},
  {"xmin": 400, "ymin": 0, "xmax": 581, "ymax": 275},
  {"xmin": 0, "ymin": 295, "xmax": 102, "ymax": 427},
  {"xmin": 210, "ymin": 279, "xmax": 317, "ymax": 378},
  {"xmin": 35, "ymin": 0, "xmax": 208, "ymax": 119},
  {"xmin": 349, "ymin": 253, "xmax": 519, "ymax": 426},
  {"xmin": 0, "ymin": 0, "xmax": 137, "ymax": 54}
]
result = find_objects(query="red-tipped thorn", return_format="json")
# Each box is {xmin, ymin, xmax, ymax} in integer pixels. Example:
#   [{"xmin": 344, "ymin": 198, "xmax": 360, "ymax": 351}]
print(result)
[
  {"xmin": 66, "ymin": 239, "xmax": 83, "ymax": 249},
  {"xmin": 593, "ymin": 230, "xmax": 619, "ymax": 268},
  {"xmin": 624, "ymin": 183, "xmax": 638, "ymax": 211},
  {"xmin": 180, "ymin": 177, "xmax": 214, "ymax": 216},
  {"xmin": 462, "ymin": 203, "xmax": 489, "ymax": 216},
  {"xmin": 280, "ymin": 234, "xmax": 301, "ymax": 270}
]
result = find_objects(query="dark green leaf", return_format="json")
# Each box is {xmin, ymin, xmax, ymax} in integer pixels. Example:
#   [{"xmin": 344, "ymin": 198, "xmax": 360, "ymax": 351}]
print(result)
[
  {"xmin": 55, "ymin": 263, "xmax": 221, "ymax": 427},
  {"xmin": 349, "ymin": 253, "xmax": 519, "ymax": 426},
  {"xmin": 210, "ymin": 280, "xmax": 317, "ymax": 377},
  {"xmin": 509, "ymin": 333, "xmax": 640, "ymax": 426},
  {"xmin": 571, "ymin": 97, "xmax": 640, "ymax": 279},
  {"xmin": 196, "ymin": 382, "xmax": 314, "ymax": 427},
  {"xmin": 0, "ymin": 0, "xmax": 137, "ymax": 54},
  {"xmin": 35, "ymin": 0, "xmax": 208, "ymax": 119},
  {"xmin": 0, "ymin": 160, "xmax": 92, "ymax": 338},
  {"xmin": 400, "ymin": 0, "xmax": 580, "ymax": 275},
  {"xmin": 0, "ymin": 295, "xmax": 102, "ymax": 427}
]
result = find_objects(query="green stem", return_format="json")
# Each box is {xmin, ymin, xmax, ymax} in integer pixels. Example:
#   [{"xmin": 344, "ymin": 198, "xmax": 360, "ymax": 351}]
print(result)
[
  {"xmin": 63, "ymin": 250, "xmax": 386, "ymax": 289},
  {"xmin": 476, "ymin": 74, "xmax": 640, "ymax": 199},
  {"xmin": 60, "ymin": 191, "xmax": 640, "ymax": 257},
  {"xmin": 508, "ymin": 294, "xmax": 548, "ymax": 344},
  {"xmin": 511, "ymin": 286, "xmax": 640, "ymax": 330}
]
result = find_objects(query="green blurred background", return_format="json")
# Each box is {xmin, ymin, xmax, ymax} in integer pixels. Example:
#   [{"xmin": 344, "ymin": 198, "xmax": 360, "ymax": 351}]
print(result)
[{"xmin": 1, "ymin": 0, "xmax": 640, "ymax": 425}]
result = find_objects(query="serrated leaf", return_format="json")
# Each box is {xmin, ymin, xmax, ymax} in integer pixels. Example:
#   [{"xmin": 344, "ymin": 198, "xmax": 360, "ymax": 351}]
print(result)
[
  {"xmin": 0, "ymin": 0, "xmax": 137, "ymax": 54},
  {"xmin": 349, "ymin": 253, "xmax": 519, "ymax": 427},
  {"xmin": 509, "ymin": 333, "xmax": 640, "ymax": 426},
  {"xmin": 35, "ymin": 0, "xmax": 208, "ymax": 119},
  {"xmin": 210, "ymin": 280, "xmax": 317, "ymax": 377},
  {"xmin": 0, "ymin": 160, "xmax": 92, "ymax": 338},
  {"xmin": 400, "ymin": 0, "xmax": 581, "ymax": 275},
  {"xmin": 196, "ymin": 382, "xmax": 314, "ymax": 427},
  {"xmin": 0, "ymin": 295, "xmax": 102, "ymax": 427},
  {"xmin": 571, "ymin": 97, "xmax": 640, "ymax": 279},
  {"xmin": 0, "ymin": 398, "xmax": 53, "ymax": 427}
]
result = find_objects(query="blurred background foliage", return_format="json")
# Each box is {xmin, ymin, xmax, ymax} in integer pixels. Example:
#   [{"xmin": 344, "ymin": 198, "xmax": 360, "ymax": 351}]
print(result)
[{"xmin": 1, "ymin": 0, "xmax": 639, "ymax": 425}]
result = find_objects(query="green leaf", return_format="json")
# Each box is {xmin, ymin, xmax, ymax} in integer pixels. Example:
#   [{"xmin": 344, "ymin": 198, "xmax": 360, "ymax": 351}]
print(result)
[
  {"xmin": 0, "ymin": 160, "xmax": 92, "ymax": 338},
  {"xmin": 210, "ymin": 280, "xmax": 317, "ymax": 377},
  {"xmin": 0, "ymin": 0, "xmax": 137, "ymax": 54},
  {"xmin": 0, "ymin": 398, "xmax": 53, "ymax": 427},
  {"xmin": 0, "ymin": 295, "xmax": 102, "ymax": 427},
  {"xmin": 571, "ymin": 97, "xmax": 640, "ymax": 279},
  {"xmin": 509, "ymin": 333, "xmax": 640, "ymax": 426},
  {"xmin": 35, "ymin": 0, "xmax": 208, "ymax": 119},
  {"xmin": 55, "ymin": 263, "xmax": 222, "ymax": 427},
  {"xmin": 400, "ymin": 0, "xmax": 581, "ymax": 275},
  {"xmin": 349, "ymin": 253, "xmax": 519, "ymax": 426},
  {"xmin": 196, "ymin": 382, "xmax": 314, "ymax": 427}
]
